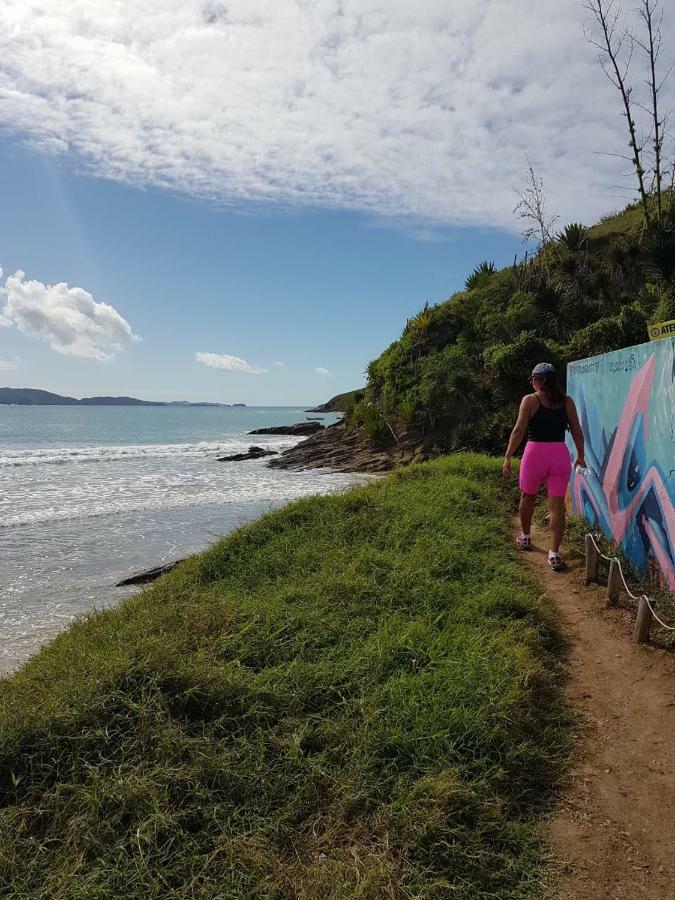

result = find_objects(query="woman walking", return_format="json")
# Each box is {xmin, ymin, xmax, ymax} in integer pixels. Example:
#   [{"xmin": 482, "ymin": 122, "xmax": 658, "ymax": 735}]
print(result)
[{"xmin": 503, "ymin": 362, "xmax": 585, "ymax": 570}]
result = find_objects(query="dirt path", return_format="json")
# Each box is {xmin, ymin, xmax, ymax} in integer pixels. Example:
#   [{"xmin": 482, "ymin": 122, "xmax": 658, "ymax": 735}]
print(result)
[{"xmin": 516, "ymin": 519, "xmax": 675, "ymax": 900}]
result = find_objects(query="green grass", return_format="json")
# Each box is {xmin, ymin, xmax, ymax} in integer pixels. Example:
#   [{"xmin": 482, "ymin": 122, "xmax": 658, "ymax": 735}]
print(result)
[
  {"xmin": 587, "ymin": 202, "xmax": 646, "ymax": 243},
  {"xmin": 587, "ymin": 191, "xmax": 675, "ymax": 244},
  {"xmin": 0, "ymin": 455, "xmax": 569, "ymax": 899}
]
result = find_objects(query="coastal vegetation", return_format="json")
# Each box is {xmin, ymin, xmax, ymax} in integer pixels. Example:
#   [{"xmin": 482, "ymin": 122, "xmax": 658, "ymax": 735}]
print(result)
[
  {"xmin": 0, "ymin": 455, "xmax": 569, "ymax": 898},
  {"xmin": 307, "ymin": 388, "xmax": 365, "ymax": 413},
  {"xmin": 347, "ymin": 197, "xmax": 675, "ymax": 454}
]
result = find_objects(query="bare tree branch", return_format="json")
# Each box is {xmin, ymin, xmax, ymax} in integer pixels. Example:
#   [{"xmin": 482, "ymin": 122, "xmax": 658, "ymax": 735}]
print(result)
[
  {"xmin": 513, "ymin": 159, "xmax": 559, "ymax": 260},
  {"xmin": 635, "ymin": 0, "xmax": 671, "ymax": 223},
  {"xmin": 584, "ymin": 0, "xmax": 652, "ymax": 226}
]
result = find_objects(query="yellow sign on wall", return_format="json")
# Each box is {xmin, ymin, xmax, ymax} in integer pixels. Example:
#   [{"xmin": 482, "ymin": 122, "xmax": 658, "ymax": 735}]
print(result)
[{"xmin": 648, "ymin": 318, "xmax": 675, "ymax": 341}]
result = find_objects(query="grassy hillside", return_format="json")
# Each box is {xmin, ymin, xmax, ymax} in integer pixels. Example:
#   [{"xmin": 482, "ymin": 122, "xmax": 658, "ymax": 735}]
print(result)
[
  {"xmin": 0, "ymin": 456, "xmax": 569, "ymax": 899},
  {"xmin": 309, "ymin": 388, "xmax": 365, "ymax": 412},
  {"xmin": 349, "ymin": 200, "xmax": 675, "ymax": 452}
]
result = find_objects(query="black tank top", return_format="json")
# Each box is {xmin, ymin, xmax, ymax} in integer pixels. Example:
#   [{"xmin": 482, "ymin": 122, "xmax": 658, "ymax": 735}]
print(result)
[{"xmin": 527, "ymin": 397, "xmax": 568, "ymax": 442}]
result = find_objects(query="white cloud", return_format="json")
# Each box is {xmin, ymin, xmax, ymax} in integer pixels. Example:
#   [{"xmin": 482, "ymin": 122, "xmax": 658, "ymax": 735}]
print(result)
[
  {"xmin": 273, "ymin": 361, "xmax": 286, "ymax": 367},
  {"xmin": 315, "ymin": 367, "xmax": 331, "ymax": 376},
  {"xmin": 1, "ymin": 1, "xmax": 673, "ymax": 230},
  {"xmin": 0, "ymin": 268, "xmax": 8, "ymax": 328},
  {"xmin": 0, "ymin": 269, "xmax": 139, "ymax": 360},
  {"xmin": 195, "ymin": 351, "xmax": 268, "ymax": 374},
  {"xmin": 0, "ymin": 356, "xmax": 19, "ymax": 370}
]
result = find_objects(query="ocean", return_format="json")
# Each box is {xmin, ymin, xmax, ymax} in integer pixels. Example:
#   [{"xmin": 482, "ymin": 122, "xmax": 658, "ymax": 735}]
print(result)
[{"xmin": 0, "ymin": 405, "xmax": 368, "ymax": 674}]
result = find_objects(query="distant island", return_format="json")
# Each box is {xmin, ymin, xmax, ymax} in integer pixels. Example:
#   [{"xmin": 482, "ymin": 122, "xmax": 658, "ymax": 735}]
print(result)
[{"xmin": 0, "ymin": 388, "xmax": 242, "ymax": 407}]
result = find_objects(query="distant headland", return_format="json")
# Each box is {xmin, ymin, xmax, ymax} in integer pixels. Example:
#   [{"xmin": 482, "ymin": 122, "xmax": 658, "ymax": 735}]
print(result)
[{"xmin": 0, "ymin": 388, "xmax": 243, "ymax": 407}]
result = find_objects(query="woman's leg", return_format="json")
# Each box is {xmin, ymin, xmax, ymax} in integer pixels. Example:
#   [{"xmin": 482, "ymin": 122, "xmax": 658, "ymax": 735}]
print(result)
[
  {"xmin": 520, "ymin": 492, "xmax": 537, "ymax": 536},
  {"xmin": 548, "ymin": 495, "xmax": 565, "ymax": 553},
  {"xmin": 518, "ymin": 443, "xmax": 541, "ymax": 538},
  {"xmin": 546, "ymin": 443, "xmax": 572, "ymax": 554}
]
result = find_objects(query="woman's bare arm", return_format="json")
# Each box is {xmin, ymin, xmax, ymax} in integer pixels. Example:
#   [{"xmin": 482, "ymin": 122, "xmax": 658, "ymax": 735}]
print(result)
[
  {"xmin": 565, "ymin": 396, "xmax": 586, "ymax": 467},
  {"xmin": 503, "ymin": 396, "xmax": 536, "ymax": 476}
]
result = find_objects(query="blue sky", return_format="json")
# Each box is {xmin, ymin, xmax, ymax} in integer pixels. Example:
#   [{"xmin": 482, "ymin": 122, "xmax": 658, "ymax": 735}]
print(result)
[
  {"xmin": 1, "ymin": 1, "xmax": 673, "ymax": 404},
  {"xmin": 0, "ymin": 144, "xmax": 522, "ymax": 403}
]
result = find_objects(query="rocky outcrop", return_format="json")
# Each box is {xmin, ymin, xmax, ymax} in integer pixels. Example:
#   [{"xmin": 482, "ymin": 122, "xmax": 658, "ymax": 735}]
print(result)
[
  {"xmin": 116, "ymin": 560, "xmax": 182, "ymax": 586},
  {"xmin": 267, "ymin": 421, "xmax": 428, "ymax": 473},
  {"xmin": 249, "ymin": 422, "xmax": 324, "ymax": 436},
  {"xmin": 217, "ymin": 446, "xmax": 278, "ymax": 462}
]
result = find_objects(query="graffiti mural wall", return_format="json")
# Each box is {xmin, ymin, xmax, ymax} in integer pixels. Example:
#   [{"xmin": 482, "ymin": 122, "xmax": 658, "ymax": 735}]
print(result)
[{"xmin": 566, "ymin": 337, "xmax": 675, "ymax": 593}]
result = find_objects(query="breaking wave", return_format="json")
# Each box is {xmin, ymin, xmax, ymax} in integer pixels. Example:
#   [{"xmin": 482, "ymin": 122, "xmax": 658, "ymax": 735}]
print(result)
[{"xmin": 0, "ymin": 438, "xmax": 297, "ymax": 468}]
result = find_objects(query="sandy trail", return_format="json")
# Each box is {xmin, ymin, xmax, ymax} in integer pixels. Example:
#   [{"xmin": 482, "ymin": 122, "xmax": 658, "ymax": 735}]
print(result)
[{"xmin": 516, "ymin": 518, "xmax": 675, "ymax": 900}]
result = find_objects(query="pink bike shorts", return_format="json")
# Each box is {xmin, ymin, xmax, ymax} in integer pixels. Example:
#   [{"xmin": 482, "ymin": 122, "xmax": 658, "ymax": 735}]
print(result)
[{"xmin": 519, "ymin": 441, "xmax": 572, "ymax": 497}]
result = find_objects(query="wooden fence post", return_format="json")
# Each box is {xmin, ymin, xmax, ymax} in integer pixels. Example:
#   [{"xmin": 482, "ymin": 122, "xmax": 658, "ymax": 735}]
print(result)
[
  {"xmin": 585, "ymin": 534, "xmax": 599, "ymax": 585},
  {"xmin": 606, "ymin": 559, "xmax": 622, "ymax": 606},
  {"xmin": 633, "ymin": 596, "xmax": 654, "ymax": 644}
]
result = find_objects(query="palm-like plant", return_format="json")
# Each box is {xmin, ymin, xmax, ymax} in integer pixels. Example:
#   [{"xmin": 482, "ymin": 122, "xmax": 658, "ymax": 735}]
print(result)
[
  {"xmin": 410, "ymin": 304, "xmax": 434, "ymax": 334},
  {"xmin": 465, "ymin": 261, "xmax": 496, "ymax": 290},
  {"xmin": 556, "ymin": 223, "xmax": 589, "ymax": 252},
  {"xmin": 408, "ymin": 304, "xmax": 435, "ymax": 378}
]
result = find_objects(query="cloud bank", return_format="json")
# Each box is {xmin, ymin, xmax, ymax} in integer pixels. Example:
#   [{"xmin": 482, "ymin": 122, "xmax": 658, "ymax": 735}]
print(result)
[
  {"xmin": 195, "ymin": 352, "xmax": 268, "ymax": 374},
  {"xmin": 0, "ymin": 269, "xmax": 138, "ymax": 360},
  {"xmin": 1, "ymin": 1, "xmax": 673, "ymax": 229}
]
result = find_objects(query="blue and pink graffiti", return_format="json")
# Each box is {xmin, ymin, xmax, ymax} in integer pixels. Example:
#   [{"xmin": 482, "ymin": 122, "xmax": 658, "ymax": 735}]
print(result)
[{"xmin": 568, "ymin": 354, "xmax": 675, "ymax": 592}]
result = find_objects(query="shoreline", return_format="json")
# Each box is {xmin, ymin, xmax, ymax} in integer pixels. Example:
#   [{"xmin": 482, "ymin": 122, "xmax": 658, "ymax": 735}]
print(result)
[
  {"xmin": 267, "ymin": 419, "xmax": 428, "ymax": 472},
  {"xmin": 1, "ymin": 405, "xmax": 385, "ymax": 677},
  {"xmin": 2, "ymin": 469, "xmax": 371, "ymax": 678}
]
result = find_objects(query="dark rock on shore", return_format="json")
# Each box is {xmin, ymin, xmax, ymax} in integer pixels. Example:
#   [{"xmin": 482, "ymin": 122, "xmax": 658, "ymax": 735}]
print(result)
[
  {"xmin": 116, "ymin": 560, "xmax": 182, "ymax": 586},
  {"xmin": 267, "ymin": 421, "xmax": 428, "ymax": 473},
  {"xmin": 217, "ymin": 446, "xmax": 278, "ymax": 462},
  {"xmin": 249, "ymin": 422, "xmax": 324, "ymax": 436}
]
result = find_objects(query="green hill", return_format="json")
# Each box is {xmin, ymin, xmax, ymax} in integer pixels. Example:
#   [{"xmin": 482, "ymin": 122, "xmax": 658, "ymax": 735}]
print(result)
[
  {"xmin": 307, "ymin": 388, "xmax": 365, "ymax": 412},
  {"xmin": 0, "ymin": 387, "xmax": 81, "ymax": 405},
  {"xmin": 348, "ymin": 201, "xmax": 675, "ymax": 453},
  {"xmin": 0, "ymin": 456, "xmax": 568, "ymax": 898},
  {"xmin": 0, "ymin": 388, "xmax": 228, "ymax": 406}
]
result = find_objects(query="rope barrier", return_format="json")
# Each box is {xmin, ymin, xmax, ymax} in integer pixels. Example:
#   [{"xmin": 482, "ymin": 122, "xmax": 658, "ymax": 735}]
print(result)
[
  {"xmin": 586, "ymin": 532, "xmax": 675, "ymax": 631},
  {"xmin": 644, "ymin": 597, "xmax": 675, "ymax": 632},
  {"xmin": 587, "ymin": 531, "xmax": 617, "ymax": 564}
]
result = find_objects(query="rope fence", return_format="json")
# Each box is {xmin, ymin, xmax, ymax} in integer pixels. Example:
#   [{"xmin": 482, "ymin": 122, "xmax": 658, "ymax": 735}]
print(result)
[{"xmin": 585, "ymin": 532, "xmax": 675, "ymax": 642}]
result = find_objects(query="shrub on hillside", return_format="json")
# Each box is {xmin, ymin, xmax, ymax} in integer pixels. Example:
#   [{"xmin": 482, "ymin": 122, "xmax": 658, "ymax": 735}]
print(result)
[
  {"xmin": 483, "ymin": 331, "xmax": 562, "ymax": 402},
  {"xmin": 465, "ymin": 260, "xmax": 496, "ymax": 290},
  {"xmin": 555, "ymin": 223, "xmax": 589, "ymax": 252},
  {"xmin": 351, "ymin": 398, "xmax": 390, "ymax": 443},
  {"xmin": 654, "ymin": 288, "xmax": 675, "ymax": 323}
]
